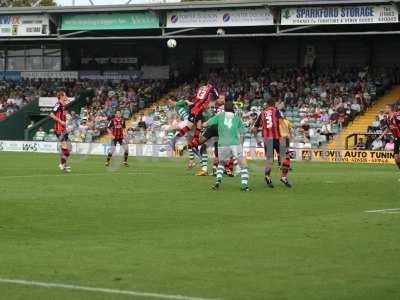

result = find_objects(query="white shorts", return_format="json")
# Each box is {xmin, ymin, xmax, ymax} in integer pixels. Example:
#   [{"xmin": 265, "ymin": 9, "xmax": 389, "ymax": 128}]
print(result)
[{"xmin": 218, "ymin": 145, "xmax": 243, "ymax": 162}]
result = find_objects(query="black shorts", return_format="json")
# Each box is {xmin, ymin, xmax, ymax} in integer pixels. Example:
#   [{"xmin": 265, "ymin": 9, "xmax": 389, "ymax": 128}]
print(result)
[
  {"xmin": 203, "ymin": 125, "xmax": 218, "ymax": 141},
  {"xmin": 111, "ymin": 138, "xmax": 125, "ymax": 146},
  {"xmin": 56, "ymin": 132, "xmax": 69, "ymax": 142},
  {"xmin": 188, "ymin": 112, "xmax": 203, "ymax": 123},
  {"xmin": 264, "ymin": 139, "xmax": 288, "ymax": 161},
  {"xmin": 394, "ymin": 138, "xmax": 400, "ymax": 155}
]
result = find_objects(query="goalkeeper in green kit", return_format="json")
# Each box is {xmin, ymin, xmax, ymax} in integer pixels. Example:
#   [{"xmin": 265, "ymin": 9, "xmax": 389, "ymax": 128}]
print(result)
[{"xmin": 203, "ymin": 101, "xmax": 249, "ymax": 192}]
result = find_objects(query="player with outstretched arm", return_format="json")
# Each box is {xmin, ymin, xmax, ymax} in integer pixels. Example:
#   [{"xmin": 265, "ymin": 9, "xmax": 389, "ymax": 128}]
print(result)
[{"xmin": 49, "ymin": 91, "xmax": 72, "ymax": 173}]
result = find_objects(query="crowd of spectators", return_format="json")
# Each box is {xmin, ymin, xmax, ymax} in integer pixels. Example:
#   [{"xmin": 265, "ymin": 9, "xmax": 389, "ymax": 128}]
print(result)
[
  {"xmin": 28, "ymin": 79, "xmax": 166, "ymax": 142},
  {"xmin": 363, "ymin": 100, "xmax": 400, "ymax": 151},
  {"xmin": 128, "ymin": 66, "xmax": 391, "ymax": 148},
  {"xmin": 1, "ymin": 66, "xmax": 394, "ymax": 148},
  {"xmin": 0, "ymin": 79, "xmax": 78, "ymax": 121}
]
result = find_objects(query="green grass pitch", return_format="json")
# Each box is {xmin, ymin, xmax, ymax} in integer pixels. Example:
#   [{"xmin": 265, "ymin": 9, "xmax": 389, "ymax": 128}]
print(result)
[{"xmin": 0, "ymin": 152, "xmax": 399, "ymax": 300}]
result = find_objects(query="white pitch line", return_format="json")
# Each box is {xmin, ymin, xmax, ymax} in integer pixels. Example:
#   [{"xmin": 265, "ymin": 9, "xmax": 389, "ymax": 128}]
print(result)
[
  {"xmin": 0, "ymin": 172, "xmax": 154, "ymax": 179},
  {"xmin": 365, "ymin": 208, "xmax": 400, "ymax": 213},
  {"xmin": 0, "ymin": 278, "xmax": 219, "ymax": 300}
]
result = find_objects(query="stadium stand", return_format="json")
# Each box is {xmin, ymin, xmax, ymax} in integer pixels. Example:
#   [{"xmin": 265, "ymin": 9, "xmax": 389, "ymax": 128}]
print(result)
[
  {"xmin": 363, "ymin": 98, "xmax": 400, "ymax": 151},
  {"xmin": 123, "ymin": 66, "xmax": 392, "ymax": 148},
  {"xmin": 328, "ymin": 86, "xmax": 400, "ymax": 149},
  {"xmin": 11, "ymin": 79, "xmax": 167, "ymax": 142},
  {"xmin": 1, "ymin": 65, "xmax": 394, "ymax": 149},
  {"xmin": 0, "ymin": 66, "xmax": 398, "ymax": 148}
]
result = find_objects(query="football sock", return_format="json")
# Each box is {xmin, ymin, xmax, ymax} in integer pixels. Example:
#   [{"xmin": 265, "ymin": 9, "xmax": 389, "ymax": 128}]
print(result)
[
  {"xmin": 201, "ymin": 152, "xmax": 208, "ymax": 172},
  {"xmin": 265, "ymin": 166, "xmax": 271, "ymax": 177},
  {"xmin": 176, "ymin": 126, "xmax": 190, "ymax": 138},
  {"xmin": 216, "ymin": 164, "xmax": 224, "ymax": 183},
  {"xmin": 240, "ymin": 167, "xmax": 249, "ymax": 187},
  {"xmin": 61, "ymin": 148, "xmax": 70, "ymax": 165},
  {"xmin": 188, "ymin": 148, "xmax": 195, "ymax": 161},
  {"xmin": 107, "ymin": 153, "xmax": 112, "ymax": 162},
  {"xmin": 124, "ymin": 151, "xmax": 128, "ymax": 162},
  {"xmin": 225, "ymin": 159, "xmax": 233, "ymax": 173},
  {"xmin": 190, "ymin": 128, "xmax": 201, "ymax": 147},
  {"xmin": 281, "ymin": 158, "xmax": 290, "ymax": 179}
]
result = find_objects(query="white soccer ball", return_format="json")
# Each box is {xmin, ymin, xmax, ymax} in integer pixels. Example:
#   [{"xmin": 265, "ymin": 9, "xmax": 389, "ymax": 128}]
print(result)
[
  {"xmin": 217, "ymin": 28, "xmax": 226, "ymax": 35},
  {"xmin": 167, "ymin": 39, "xmax": 177, "ymax": 48}
]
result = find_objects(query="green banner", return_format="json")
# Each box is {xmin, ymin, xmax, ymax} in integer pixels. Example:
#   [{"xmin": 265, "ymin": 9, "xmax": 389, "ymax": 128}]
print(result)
[{"xmin": 61, "ymin": 12, "xmax": 159, "ymax": 30}]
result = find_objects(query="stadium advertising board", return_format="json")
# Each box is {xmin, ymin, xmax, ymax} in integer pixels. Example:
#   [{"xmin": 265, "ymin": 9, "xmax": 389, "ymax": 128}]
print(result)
[
  {"xmin": 0, "ymin": 141, "xmax": 169, "ymax": 157},
  {"xmin": 0, "ymin": 15, "xmax": 49, "ymax": 36},
  {"xmin": 81, "ymin": 57, "xmax": 138, "ymax": 65},
  {"xmin": 61, "ymin": 13, "xmax": 159, "ymax": 30},
  {"xmin": 0, "ymin": 71, "xmax": 21, "ymax": 81},
  {"xmin": 203, "ymin": 50, "xmax": 225, "ymax": 64},
  {"xmin": 300, "ymin": 149, "xmax": 395, "ymax": 164},
  {"xmin": 0, "ymin": 141, "xmax": 56, "ymax": 153},
  {"xmin": 166, "ymin": 8, "xmax": 274, "ymax": 28},
  {"xmin": 281, "ymin": 5, "xmax": 399, "ymax": 25},
  {"xmin": 21, "ymin": 71, "xmax": 79, "ymax": 79},
  {"xmin": 0, "ymin": 141, "xmax": 395, "ymax": 164},
  {"xmin": 79, "ymin": 71, "xmax": 142, "ymax": 80}
]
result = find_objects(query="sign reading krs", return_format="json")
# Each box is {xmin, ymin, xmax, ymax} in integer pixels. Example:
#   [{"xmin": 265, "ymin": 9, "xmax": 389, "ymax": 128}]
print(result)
[{"xmin": 0, "ymin": 15, "xmax": 49, "ymax": 36}]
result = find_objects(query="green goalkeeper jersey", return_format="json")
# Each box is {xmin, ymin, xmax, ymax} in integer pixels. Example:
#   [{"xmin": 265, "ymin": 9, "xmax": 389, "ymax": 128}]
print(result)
[
  {"xmin": 207, "ymin": 112, "xmax": 246, "ymax": 146},
  {"xmin": 175, "ymin": 100, "xmax": 189, "ymax": 121}
]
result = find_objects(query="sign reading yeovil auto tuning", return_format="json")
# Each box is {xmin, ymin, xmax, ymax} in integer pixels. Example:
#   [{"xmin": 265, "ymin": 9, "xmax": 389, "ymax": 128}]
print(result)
[
  {"xmin": 281, "ymin": 5, "xmax": 398, "ymax": 25},
  {"xmin": 0, "ymin": 15, "xmax": 49, "ymax": 36},
  {"xmin": 166, "ymin": 8, "xmax": 273, "ymax": 28}
]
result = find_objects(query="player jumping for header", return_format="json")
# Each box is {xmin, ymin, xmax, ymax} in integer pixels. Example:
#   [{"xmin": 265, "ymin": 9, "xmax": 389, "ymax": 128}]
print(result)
[{"xmin": 172, "ymin": 81, "xmax": 218, "ymax": 149}]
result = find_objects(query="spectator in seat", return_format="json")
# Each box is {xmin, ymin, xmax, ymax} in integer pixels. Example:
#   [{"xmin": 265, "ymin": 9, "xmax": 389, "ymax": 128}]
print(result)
[
  {"xmin": 385, "ymin": 139, "xmax": 395, "ymax": 151},
  {"xmin": 371, "ymin": 116, "xmax": 381, "ymax": 129},
  {"xmin": 371, "ymin": 137, "xmax": 383, "ymax": 150},
  {"xmin": 355, "ymin": 138, "xmax": 366, "ymax": 150},
  {"xmin": 378, "ymin": 110, "xmax": 385, "ymax": 121},
  {"xmin": 351, "ymin": 99, "xmax": 361, "ymax": 116},
  {"xmin": 33, "ymin": 127, "xmax": 47, "ymax": 141}
]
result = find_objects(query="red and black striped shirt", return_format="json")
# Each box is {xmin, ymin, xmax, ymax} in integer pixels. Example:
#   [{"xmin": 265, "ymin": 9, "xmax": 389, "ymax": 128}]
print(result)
[
  {"xmin": 191, "ymin": 84, "xmax": 218, "ymax": 116},
  {"xmin": 255, "ymin": 106, "xmax": 282, "ymax": 140},
  {"xmin": 387, "ymin": 112, "xmax": 400, "ymax": 139},
  {"xmin": 52, "ymin": 102, "xmax": 66, "ymax": 135},
  {"xmin": 108, "ymin": 117, "xmax": 126, "ymax": 140}
]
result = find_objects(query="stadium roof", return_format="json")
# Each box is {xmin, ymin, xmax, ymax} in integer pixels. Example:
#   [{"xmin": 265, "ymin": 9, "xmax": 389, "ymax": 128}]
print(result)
[{"xmin": 0, "ymin": 0, "xmax": 399, "ymax": 14}]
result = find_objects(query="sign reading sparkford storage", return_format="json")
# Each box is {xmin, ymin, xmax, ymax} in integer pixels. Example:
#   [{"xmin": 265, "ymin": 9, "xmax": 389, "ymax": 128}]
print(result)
[
  {"xmin": 281, "ymin": 5, "xmax": 398, "ymax": 25},
  {"xmin": 167, "ymin": 8, "xmax": 273, "ymax": 28},
  {"xmin": 0, "ymin": 15, "xmax": 49, "ymax": 36},
  {"xmin": 61, "ymin": 13, "xmax": 159, "ymax": 30}
]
